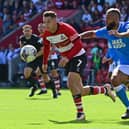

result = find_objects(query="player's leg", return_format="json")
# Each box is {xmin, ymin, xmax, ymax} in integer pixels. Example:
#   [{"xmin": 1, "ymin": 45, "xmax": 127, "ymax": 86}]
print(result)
[
  {"xmin": 38, "ymin": 60, "xmax": 57, "ymax": 98},
  {"xmin": 24, "ymin": 66, "xmax": 39, "ymax": 97},
  {"xmin": 25, "ymin": 57, "xmax": 45, "ymax": 97},
  {"xmin": 67, "ymin": 72, "xmax": 85, "ymax": 120},
  {"xmin": 68, "ymin": 54, "xmax": 115, "ymax": 99},
  {"xmin": 37, "ymin": 76, "xmax": 47, "ymax": 95},
  {"xmin": 111, "ymin": 66, "xmax": 129, "ymax": 119},
  {"xmin": 80, "ymin": 62, "xmax": 115, "ymax": 100},
  {"xmin": 42, "ymin": 73, "xmax": 57, "ymax": 98},
  {"xmin": 51, "ymin": 69, "xmax": 61, "ymax": 95},
  {"xmin": 65, "ymin": 54, "xmax": 87, "ymax": 120},
  {"xmin": 107, "ymin": 63, "xmax": 115, "ymax": 90},
  {"xmin": 37, "ymin": 77, "xmax": 47, "ymax": 95},
  {"xmin": 50, "ymin": 59, "xmax": 61, "ymax": 95},
  {"xmin": 68, "ymin": 72, "xmax": 115, "ymax": 120},
  {"xmin": 35, "ymin": 67, "xmax": 47, "ymax": 95},
  {"xmin": 67, "ymin": 54, "xmax": 115, "ymax": 120}
]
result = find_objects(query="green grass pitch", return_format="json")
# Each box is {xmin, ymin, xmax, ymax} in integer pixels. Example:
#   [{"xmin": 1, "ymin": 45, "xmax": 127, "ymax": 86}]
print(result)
[{"xmin": 0, "ymin": 89, "xmax": 129, "ymax": 129}]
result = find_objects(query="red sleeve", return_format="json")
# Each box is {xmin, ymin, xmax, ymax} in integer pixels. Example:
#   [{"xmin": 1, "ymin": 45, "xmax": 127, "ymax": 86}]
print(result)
[
  {"xmin": 42, "ymin": 33, "xmax": 51, "ymax": 65},
  {"xmin": 62, "ymin": 23, "xmax": 83, "ymax": 60},
  {"xmin": 63, "ymin": 23, "xmax": 79, "ymax": 42}
]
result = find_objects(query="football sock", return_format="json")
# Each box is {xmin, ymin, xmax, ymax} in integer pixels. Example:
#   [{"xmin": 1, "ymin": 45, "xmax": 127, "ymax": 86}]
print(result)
[
  {"xmin": 89, "ymin": 86, "xmax": 106, "ymax": 95},
  {"xmin": 114, "ymin": 84, "xmax": 129, "ymax": 108},
  {"xmin": 38, "ymin": 77, "xmax": 47, "ymax": 91},
  {"xmin": 73, "ymin": 94, "xmax": 84, "ymax": 114},
  {"xmin": 53, "ymin": 77, "xmax": 61, "ymax": 93}
]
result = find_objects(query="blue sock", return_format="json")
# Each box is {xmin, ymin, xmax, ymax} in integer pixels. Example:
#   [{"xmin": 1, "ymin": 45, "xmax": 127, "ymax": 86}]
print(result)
[{"xmin": 115, "ymin": 84, "xmax": 129, "ymax": 108}]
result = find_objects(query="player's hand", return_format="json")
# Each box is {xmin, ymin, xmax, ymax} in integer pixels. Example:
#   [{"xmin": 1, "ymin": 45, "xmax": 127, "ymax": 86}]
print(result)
[
  {"xmin": 59, "ymin": 57, "xmax": 69, "ymax": 67},
  {"xmin": 102, "ymin": 56, "xmax": 113, "ymax": 64},
  {"xmin": 109, "ymin": 30, "xmax": 120, "ymax": 37},
  {"xmin": 42, "ymin": 64, "xmax": 48, "ymax": 73}
]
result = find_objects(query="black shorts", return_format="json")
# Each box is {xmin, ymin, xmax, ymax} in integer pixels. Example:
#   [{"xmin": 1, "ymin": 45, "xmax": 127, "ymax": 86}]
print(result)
[
  {"xmin": 65, "ymin": 53, "xmax": 87, "ymax": 77},
  {"xmin": 48, "ymin": 59, "xmax": 58, "ymax": 70},
  {"xmin": 26, "ymin": 56, "xmax": 43, "ymax": 72}
]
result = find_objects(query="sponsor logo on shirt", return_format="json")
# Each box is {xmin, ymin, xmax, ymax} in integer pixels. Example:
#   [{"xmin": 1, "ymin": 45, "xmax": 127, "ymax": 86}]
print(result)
[
  {"xmin": 112, "ymin": 39, "xmax": 126, "ymax": 48},
  {"xmin": 46, "ymin": 34, "xmax": 68, "ymax": 44}
]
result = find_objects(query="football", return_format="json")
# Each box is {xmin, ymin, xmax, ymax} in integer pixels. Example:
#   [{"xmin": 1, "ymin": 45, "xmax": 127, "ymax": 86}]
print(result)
[{"xmin": 20, "ymin": 45, "xmax": 37, "ymax": 63}]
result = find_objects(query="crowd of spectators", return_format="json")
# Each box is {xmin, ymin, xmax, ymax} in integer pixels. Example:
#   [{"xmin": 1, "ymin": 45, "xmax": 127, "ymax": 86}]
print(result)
[
  {"xmin": 1, "ymin": 0, "xmax": 129, "ymax": 85},
  {"xmin": 0, "ymin": 0, "xmax": 83, "ymax": 38},
  {"xmin": 82, "ymin": 39, "xmax": 109, "ymax": 85},
  {"xmin": 52, "ymin": 0, "xmax": 79, "ymax": 9},
  {"xmin": 0, "ymin": 43, "xmax": 20, "ymax": 82},
  {"xmin": 1, "ymin": 0, "xmax": 129, "ymax": 38},
  {"xmin": 0, "ymin": 43, "xmax": 20, "ymax": 64},
  {"xmin": 78, "ymin": 0, "xmax": 129, "ymax": 30},
  {"xmin": 0, "ymin": 0, "xmax": 49, "ymax": 38}
]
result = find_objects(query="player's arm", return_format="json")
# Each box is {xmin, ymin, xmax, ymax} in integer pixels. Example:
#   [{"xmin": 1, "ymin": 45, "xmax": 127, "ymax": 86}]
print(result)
[
  {"xmin": 109, "ymin": 22, "xmax": 129, "ymax": 38},
  {"xmin": 102, "ymin": 49, "xmax": 113, "ymax": 64},
  {"xmin": 36, "ymin": 37, "xmax": 43, "ymax": 58},
  {"xmin": 19, "ymin": 36, "xmax": 24, "ymax": 48},
  {"xmin": 80, "ymin": 27, "xmax": 107, "ymax": 39},
  {"xmin": 43, "ymin": 42, "xmax": 50, "ymax": 65},
  {"xmin": 64, "ymin": 25, "xmax": 105, "ymax": 60},
  {"xmin": 42, "ymin": 35, "xmax": 51, "ymax": 72},
  {"xmin": 36, "ymin": 47, "xmax": 43, "ymax": 58},
  {"xmin": 79, "ymin": 30, "xmax": 96, "ymax": 39},
  {"xmin": 102, "ymin": 56, "xmax": 113, "ymax": 64},
  {"xmin": 109, "ymin": 30, "xmax": 129, "ymax": 38}
]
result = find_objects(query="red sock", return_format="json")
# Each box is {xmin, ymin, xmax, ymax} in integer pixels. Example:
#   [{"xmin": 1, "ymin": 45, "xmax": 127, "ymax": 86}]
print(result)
[
  {"xmin": 38, "ymin": 78, "xmax": 46, "ymax": 90},
  {"xmin": 53, "ymin": 77, "xmax": 61, "ymax": 93},
  {"xmin": 90, "ymin": 86, "xmax": 106, "ymax": 95},
  {"xmin": 73, "ymin": 94, "xmax": 84, "ymax": 113}
]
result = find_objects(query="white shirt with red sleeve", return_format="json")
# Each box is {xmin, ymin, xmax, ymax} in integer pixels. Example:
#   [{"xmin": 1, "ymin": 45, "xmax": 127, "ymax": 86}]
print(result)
[{"xmin": 42, "ymin": 22, "xmax": 85, "ymax": 65}]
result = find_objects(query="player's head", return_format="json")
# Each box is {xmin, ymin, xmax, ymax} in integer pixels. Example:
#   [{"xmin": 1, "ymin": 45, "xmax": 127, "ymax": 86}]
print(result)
[
  {"xmin": 43, "ymin": 11, "xmax": 57, "ymax": 32},
  {"xmin": 106, "ymin": 8, "xmax": 120, "ymax": 30},
  {"xmin": 22, "ymin": 24, "xmax": 32, "ymax": 37},
  {"xmin": 38, "ymin": 23, "xmax": 46, "ymax": 34}
]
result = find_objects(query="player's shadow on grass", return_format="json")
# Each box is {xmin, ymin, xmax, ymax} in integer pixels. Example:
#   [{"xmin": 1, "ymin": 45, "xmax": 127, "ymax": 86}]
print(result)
[
  {"xmin": 27, "ymin": 122, "xmax": 43, "ymax": 125},
  {"xmin": 117, "ymin": 120, "xmax": 129, "ymax": 125},
  {"xmin": 26, "ymin": 97, "xmax": 51, "ymax": 100},
  {"xmin": 49, "ymin": 119, "xmax": 92, "ymax": 124}
]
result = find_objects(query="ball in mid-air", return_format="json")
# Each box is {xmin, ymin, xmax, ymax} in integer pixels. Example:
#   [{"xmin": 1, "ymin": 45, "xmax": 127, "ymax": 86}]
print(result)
[{"xmin": 20, "ymin": 45, "xmax": 37, "ymax": 63}]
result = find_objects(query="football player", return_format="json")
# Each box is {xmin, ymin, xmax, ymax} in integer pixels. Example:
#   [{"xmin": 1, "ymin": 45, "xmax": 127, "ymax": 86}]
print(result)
[
  {"xmin": 38, "ymin": 23, "xmax": 61, "ymax": 96},
  {"xmin": 80, "ymin": 8, "xmax": 129, "ymax": 119},
  {"xmin": 19, "ymin": 24, "xmax": 57, "ymax": 98},
  {"xmin": 41, "ymin": 11, "xmax": 115, "ymax": 120}
]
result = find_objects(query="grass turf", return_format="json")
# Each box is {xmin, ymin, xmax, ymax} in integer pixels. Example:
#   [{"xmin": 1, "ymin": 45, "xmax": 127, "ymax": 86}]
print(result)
[{"xmin": 0, "ymin": 89, "xmax": 129, "ymax": 129}]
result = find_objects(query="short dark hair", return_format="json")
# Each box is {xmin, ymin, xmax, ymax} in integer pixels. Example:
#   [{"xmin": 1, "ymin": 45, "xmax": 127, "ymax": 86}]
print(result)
[
  {"xmin": 106, "ymin": 8, "xmax": 120, "ymax": 18},
  {"xmin": 43, "ymin": 11, "xmax": 57, "ymax": 18}
]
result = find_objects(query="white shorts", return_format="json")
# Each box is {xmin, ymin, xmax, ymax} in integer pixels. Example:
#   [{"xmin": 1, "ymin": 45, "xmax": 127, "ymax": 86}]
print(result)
[
  {"xmin": 112, "ymin": 65, "xmax": 129, "ymax": 76},
  {"xmin": 108, "ymin": 62, "xmax": 117, "ymax": 73}
]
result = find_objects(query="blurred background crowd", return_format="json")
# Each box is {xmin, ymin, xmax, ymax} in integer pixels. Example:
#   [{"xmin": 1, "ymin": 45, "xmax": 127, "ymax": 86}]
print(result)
[
  {"xmin": 0, "ymin": 0, "xmax": 129, "ymax": 37},
  {"xmin": 0, "ymin": 0, "xmax": 129, "ymax": 87}
]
